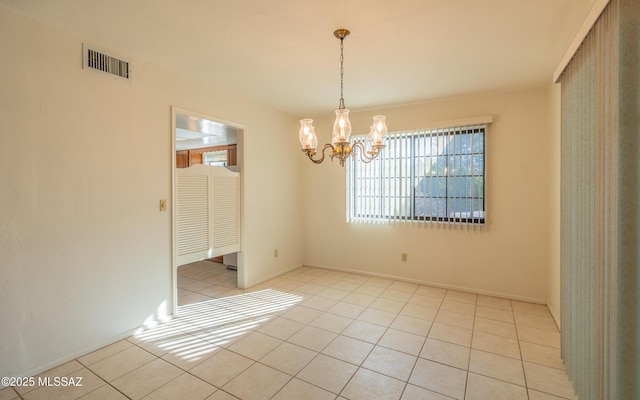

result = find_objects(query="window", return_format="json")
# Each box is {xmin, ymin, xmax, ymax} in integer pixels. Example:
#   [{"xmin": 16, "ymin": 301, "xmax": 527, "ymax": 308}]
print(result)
[{"xmin": 347, "ymin": 124, "xmax": 486, "ymax": 225}]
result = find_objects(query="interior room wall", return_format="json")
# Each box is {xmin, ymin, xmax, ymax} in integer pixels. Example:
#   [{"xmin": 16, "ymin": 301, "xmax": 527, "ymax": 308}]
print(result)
[
  {"xmin": 0, "ymin": 7, "xmax": 303, "ymax": 377},
  {"xmin": 547, "ymin": 83, "xmax": 562, "ymax": 327},
  {"xmin": 302, "ymin": 87, "xmax": 554, "ymax": 303}
]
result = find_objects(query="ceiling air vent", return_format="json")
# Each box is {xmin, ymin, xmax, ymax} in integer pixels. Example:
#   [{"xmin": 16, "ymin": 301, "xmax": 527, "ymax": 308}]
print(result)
[{"xmin": 82, "ymin": 43, "xmax": 132, "ymax": 81}]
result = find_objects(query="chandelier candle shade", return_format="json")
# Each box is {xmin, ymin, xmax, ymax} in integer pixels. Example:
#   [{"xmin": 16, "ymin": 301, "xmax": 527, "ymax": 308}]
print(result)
[{"xmin": 299, "ymin": 29, "xmax": 388, "ymax": 166}]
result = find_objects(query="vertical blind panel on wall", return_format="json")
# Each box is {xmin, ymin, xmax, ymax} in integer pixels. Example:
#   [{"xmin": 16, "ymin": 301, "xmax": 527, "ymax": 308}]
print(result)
[
  {"xmin": 559, "ymin": 0, "xmax": 619, "ymax": 399},
  {"xmin": 347, "ymin": 123, "xmax": 486, "ymax": 229},
  {"xmin": 176, "ymin": 174, "xmax": 210, "ymax": 255}
]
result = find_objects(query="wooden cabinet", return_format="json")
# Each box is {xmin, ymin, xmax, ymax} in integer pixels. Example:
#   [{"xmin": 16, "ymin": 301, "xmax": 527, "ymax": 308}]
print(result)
[
  {"xmin": 176, "ymin": 150, "xmax": 189, "ymax": 168},
  {"xmin": 177, "ymin": 144, "xmax": 237, "ymax": 168}
]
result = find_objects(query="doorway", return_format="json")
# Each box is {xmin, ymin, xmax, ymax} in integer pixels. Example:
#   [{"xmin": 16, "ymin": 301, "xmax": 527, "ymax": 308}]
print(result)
[{"xmin": 171, "ymin": 106, "xmax": 245, "ymax": 315}]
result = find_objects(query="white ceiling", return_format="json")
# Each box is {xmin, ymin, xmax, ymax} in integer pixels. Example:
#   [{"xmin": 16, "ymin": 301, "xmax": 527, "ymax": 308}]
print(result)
[{"xmin": 0, "ymin": 0, "xmax": 594, "ymax": 117}]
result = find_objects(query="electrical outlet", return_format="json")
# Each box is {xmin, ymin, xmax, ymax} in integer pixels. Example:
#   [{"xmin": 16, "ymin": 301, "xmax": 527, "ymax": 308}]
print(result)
[
  {"xmin": 401, "ymin": 253, "xmax": 408, "ymax": 262},
  {"xmin": 159, "ymin": 199, "xmax": 167, "ymax": 212},
  {"xmin": 274, "ymin": 249, "xmax": 278, "ymax": 258}
]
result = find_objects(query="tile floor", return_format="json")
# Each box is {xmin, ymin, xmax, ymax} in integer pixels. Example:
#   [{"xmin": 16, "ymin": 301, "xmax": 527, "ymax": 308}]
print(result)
[{"xmin": 1, "ymin": 261, "xmax": 578, "ymax": 400}]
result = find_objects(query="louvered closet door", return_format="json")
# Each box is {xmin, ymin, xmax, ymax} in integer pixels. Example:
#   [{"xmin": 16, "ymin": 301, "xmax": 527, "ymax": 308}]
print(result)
[{"xmin": 210, "ymin": 167, "xmax": 241, "ymax": 256}]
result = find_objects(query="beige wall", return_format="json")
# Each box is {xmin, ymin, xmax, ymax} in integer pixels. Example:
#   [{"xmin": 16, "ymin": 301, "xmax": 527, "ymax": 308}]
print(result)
[
  {"xmin": 547, "ymin": 83, "xmax": 562, "ymax": 327},
  {"xmin": 302, "ymin": 87, "xmax": 554, "ymax": 302},
  {"xmin": 0, "ymin": 7, "xmax": 303, "ymax": 377}
]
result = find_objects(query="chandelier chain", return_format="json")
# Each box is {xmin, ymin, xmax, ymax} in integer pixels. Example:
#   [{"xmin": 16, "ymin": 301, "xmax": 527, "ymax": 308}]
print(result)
[{"xmin": 339, "ymin": 37, "xmax": 345, "ymax": 110}]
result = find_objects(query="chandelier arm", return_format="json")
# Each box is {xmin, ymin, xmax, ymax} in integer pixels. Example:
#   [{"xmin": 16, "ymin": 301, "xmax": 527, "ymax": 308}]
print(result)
[
  {"xmin": 351, "ymin": 141, "xmax": 380, "ymax": 164},
  {"xmin": 304, "ymin": 143, "xmax": 335, "ymax": 164}
]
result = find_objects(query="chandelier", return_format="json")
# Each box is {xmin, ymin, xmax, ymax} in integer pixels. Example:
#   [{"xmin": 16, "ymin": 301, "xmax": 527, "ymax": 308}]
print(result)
[{"xmin": 298, "ymin": 29, "xmax": 388, "ymax": 167}]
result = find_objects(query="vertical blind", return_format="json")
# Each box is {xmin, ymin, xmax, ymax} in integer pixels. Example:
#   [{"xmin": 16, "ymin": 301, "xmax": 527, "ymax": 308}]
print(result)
[
  {"xmin": 346, "ymin": 123, "xmax": 488, "ymax": 229},
  {"xmin": 557, "ymin": 0, "xmax": 640, "ymax": 398}
]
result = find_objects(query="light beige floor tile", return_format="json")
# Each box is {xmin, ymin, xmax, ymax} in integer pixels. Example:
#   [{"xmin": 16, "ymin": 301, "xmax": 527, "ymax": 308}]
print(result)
[
  {"xmin": 353, "ymin": 284, "xmax": 386, "ymax": 297},
  {"xmin": 362, "ymin": 346, "xmax": 417, "ymax": 380},
  {"xmin": 369, "ymin": 297, "xmax": 406, "ymax": 314},
  {"xmin": 14, "ymin": 360, "xmax": 82, "ymax": 396},
  {"xmin": 421, "ymin": 338, "xmax": 470, "ymax": 370},
  {"xmin": 301, "ymin": 296, "xmax": 339, "ymax": 312},
  {"xmin": 205, "ymin": 390, "xmax": 239, "ymax": 400},
  {"xmin": 189, "ymin": 349, "xmax": 253, "ymax": 387},
  {"xmin": 309, "ymin": 277, "xmax": 339, "ymax": 287},
  {"xmin": 401, "ymin": 384, "xmax": 456, "ymax": 400},
  {"xmin": 428, "ymin": 323, "xmax": 473, "ymax": 347},
  {"xmin": 415, "ymin": 285, "xmax": 447, "ymax": 299},
  {"xmin": 78, "ymin": 340, "xmax": 134, "ymax": 366},
  {"xmin": 390, "ymin": 314, "xmax": 433, "ymax": 336},
  {"xmin": 341, "ymin": 368, "xmax": 405, "ymax": 400},
  {"xmin": 260, "ymin": 342, "xmax": 317, "ymax": 375},
  {"xmin": 88, "ymin": 346, "xmax": 157, "ymax": 382},
  {"xmin": 472, "ymin": 331, "xmax": 521, "ymax": 359},
  {"xmin": 321, "ymin": 335, "xmax": 374, "ymax": 365},
  {"xmin": 366, "ymin": 277, "xmax": 394, "ymax": 288},
  {"xmin": 0, "ymin": 387, "xmax": 19, "ymax": 400},
  {"xmin": 295, "ymin": 283, "xmax": 325, "ymax": 295},
  {"xmin": 528, "ymin": 389, "xmax": 573, "ymax": 399},
  {"xmin": 271, "ymin": 378, "xmax": 335, "ymax": 400},
  {"xmin": 514, "ymin": 313, "xmax": 558, "ymax": 332},
  {"xmin": 317, "ymin": 287, "xmax": 350, "ymax": 301},
  {"xmin": 228, "ymin": 332, "xmax": 282, "ymax": 361},
  {"xmin": 297, "ymin": 354, "xmax": 357, "ymax": 394},
  {"xmin": 287, "ymin": 325, "xmax": 337, "ymax": 352},
  {"xmin": 273, "ymin": 278, "xmax": 303, "ymax": 291},
  {"xmin": 322, "ymin": 271, "xmax": 349, "ymax": 280},
  {"xmin": 332, "ymin": 280, "xmax": 361, "ymax": 292},
  {"xmin": 257, "ymin": 317, "xmax": 305, "ymax": 340},
  {"xmin": 280, "ymin": 306, "xmax": 323, "ymax": 324},
  {"xmin": 444, "ymin": 290, "xmax": 478, "ymax": 305},
  {"xmin": 143, "ymin": 373, "xmax": 216, "ymax": 400},
  {"xmin": 408, "ymin": 293, "xmax": 445, "ymax": 308},
  {"xmin": 357, "ymin": 308, "xmax": 397, "ymax": 327},
  {"xmin": 401, "ymin": 303, "xmax": 439, "ymax": 320},
  {"xmin": 520, "ymin": 342, "xmax": 565, "ymax": 370},
  {"xmin": 476, "ymin": 295, "xmax": 512, "ymax": 311},
  {"xmin": 159, "ymin": 337, "xmax": 221, "ymax": 371},
  {"xmin": 465, "ymin": 372, "xmax": 528, "ymax": 400},
  {"xmin": 475, "ymin": 305, "xmax": 515, "ymax": 323},
  {"xmin": 517, "ymin": 325, "xmax": 561, "ymax": 348},
  {"xmin": 78, "ymin": 385, "xmax": 129, "ymax": 400},
  {"xmin": 469, "ymin": 349, "xmax": 525, "ymax": 386},
  {"xmin": 523, "ymin": 362, "xmax": 578, "ymax": 399},
  {"xmin": 111, "ymin": 358, "xmax": 182, "ymax": 400},
  {"xmin": 327, "ymin": 302, "xmax": 366, "ymax": 319},
  {"xmin": 342, "ymin": 292, "xmax": 377, "ymax": 307},
  {"xmin": 342, "ymin": 320, "xmax": 387, "ymax": 343},
  {"xmin": 409, "ymin": 358, "xmax": 467, "ymax": 400},
  {"xmin": 473, "ymin": 317, "xmax": 517, "ymax": 339},
  {"xmin": 435, "ymin": 310, "xmax": 475, "ymax": 330},
  {"xmin": 23, "ymin": 368, "xmax": 104, "ymax": 400},
  {"xmin": 379, "ymin": 289, "xmax": 414, "ymax": 302},
  {"xmin": 310, "ymin": 313, "xmax": 353, "ymax": 333},
  {"xmin": 378, "ymin": 328, "xmax": 426, "ymax": 356},
  {"xmin": 36, "ymin": 360, "xmax": 84, "ymax": 381},
  {"xmin": 440, "ymin": 300, "xmax": 476, "ymax": 316},
  {"xmin": 511, "ymin": 301, "xmax": 551, "ymax": 317},
  {"xmin": 222, "ymin": 363, "xmax": 291, "ymax": 400}
]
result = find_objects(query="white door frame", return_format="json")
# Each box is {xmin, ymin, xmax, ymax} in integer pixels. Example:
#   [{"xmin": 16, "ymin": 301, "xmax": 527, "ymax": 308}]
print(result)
[{"xmin": 170, "ymin": 106, "xmax": 246, "ymax": 316}]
